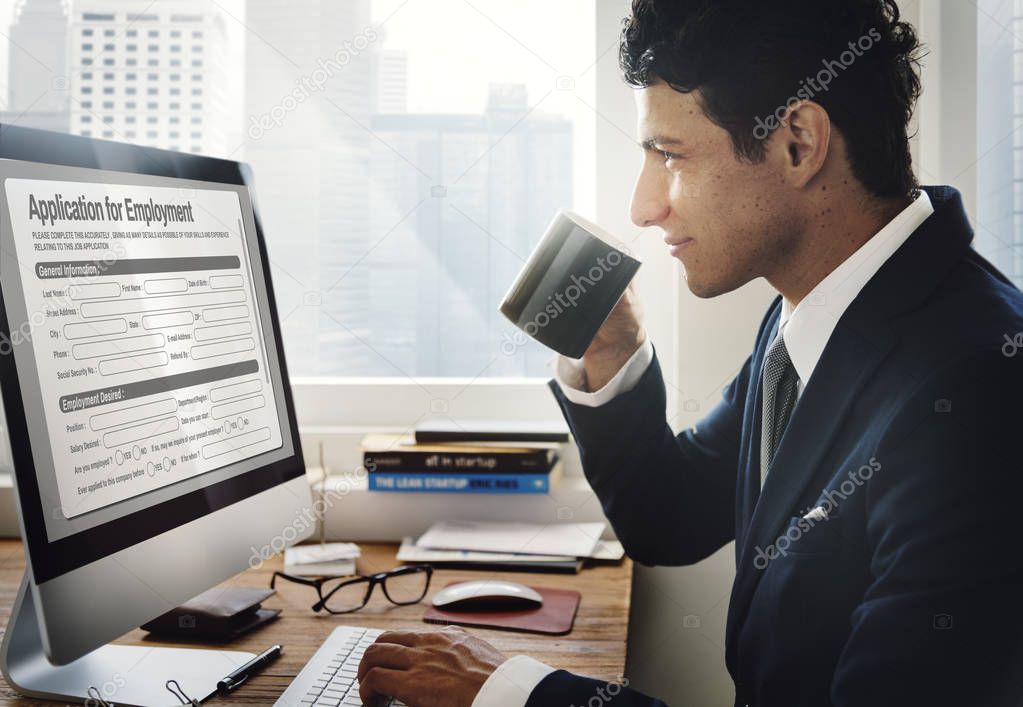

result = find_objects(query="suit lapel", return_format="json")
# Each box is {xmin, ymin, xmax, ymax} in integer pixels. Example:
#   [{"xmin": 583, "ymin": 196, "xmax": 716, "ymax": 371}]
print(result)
[{"xmin": 724, "ymin": 186, "xmax": 975, "ymax": 655}]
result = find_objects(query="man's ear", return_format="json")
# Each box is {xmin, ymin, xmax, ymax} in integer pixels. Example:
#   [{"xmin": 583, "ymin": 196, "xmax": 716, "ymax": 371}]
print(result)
[{"xmin": 771, "ymin": 101, "xmax": 830, "ymax": 188}]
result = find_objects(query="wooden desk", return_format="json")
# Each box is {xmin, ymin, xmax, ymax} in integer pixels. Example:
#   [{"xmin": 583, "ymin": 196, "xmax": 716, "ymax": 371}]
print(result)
[{"xmin": 0, "ymin": 540, "xmax": 632, "ymax": 705}]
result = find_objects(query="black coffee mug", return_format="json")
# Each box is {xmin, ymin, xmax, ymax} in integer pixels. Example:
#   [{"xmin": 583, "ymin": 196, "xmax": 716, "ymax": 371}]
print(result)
[{"xmin": 500, "ymin": 210, "xmax": 641, "ymax": 359}]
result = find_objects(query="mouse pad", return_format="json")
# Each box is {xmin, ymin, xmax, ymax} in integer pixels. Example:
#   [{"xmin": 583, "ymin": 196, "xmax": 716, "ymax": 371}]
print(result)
[{"xmin": 423, "ymin": 583, "xmax": 580, "ymax": 635}]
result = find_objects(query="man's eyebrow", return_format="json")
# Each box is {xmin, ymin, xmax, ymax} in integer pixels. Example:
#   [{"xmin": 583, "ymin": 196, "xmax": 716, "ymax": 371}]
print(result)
[{"xmin": 640, "ymin": 136, "xmax": 685, "ymax": 150}]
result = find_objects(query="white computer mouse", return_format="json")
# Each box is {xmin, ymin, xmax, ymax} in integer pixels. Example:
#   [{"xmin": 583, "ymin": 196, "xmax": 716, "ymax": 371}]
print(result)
[{"xmin": 431, "ymin": 580, "xmax": 544, "ymax": 611}]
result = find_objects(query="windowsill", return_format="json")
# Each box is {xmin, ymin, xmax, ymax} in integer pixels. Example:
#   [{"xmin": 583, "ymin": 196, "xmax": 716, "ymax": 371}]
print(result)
[{"xmin": 0, "ymin": 430, "xmax": 607, "ymax": 541}]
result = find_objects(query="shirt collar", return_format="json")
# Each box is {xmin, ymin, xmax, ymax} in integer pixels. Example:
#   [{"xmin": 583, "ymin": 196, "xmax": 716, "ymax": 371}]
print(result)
[{"xmin": 779, "ymin": 189, "xmax": 935, "ymax": 386}]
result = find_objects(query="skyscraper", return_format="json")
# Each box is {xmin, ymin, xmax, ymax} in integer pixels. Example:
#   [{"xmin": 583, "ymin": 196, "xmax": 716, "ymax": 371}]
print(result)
[
  {"xmin": 244, "ymin": 0, "xmax": 377, "ymax": 375},
  {"xmin": 4, "ymin": 0, "xmax": 70, "ymax": 132},
  {"xmin": 368, "ymin": 83, "xmax": 573, "ymax": 377},
  {"xmin": 376, "ymin": 49, "xmax": 406, "ymax": 114},
  {"xmin": 66, "ymin": 0, "xmax": 237, "ymax": 155}
]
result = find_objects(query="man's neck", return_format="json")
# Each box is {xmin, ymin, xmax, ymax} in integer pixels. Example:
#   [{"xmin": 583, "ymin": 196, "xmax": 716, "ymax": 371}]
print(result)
[{"xmin": 773, "ymin": 193, "xmax": 913, "ymax": 310}]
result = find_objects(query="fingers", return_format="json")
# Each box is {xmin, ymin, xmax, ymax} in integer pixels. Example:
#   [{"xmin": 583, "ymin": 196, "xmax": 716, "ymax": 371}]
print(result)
[
  {"xmin": 357, "ymin": 642, "xmax": 421, "ymax": 681},
  {"xmin": 358, "ymin": 666, "xmax": 409, "ymax": 706},
  {"xmin": 372, "ymin": 629, "xmax": 425, "ymax": 647},
  {"xmin": 374, "ymin": 627, "xmax": 465, "ymax": 648}
]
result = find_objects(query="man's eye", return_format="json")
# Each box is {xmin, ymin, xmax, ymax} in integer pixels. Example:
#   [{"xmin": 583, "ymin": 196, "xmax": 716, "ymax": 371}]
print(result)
[{"xmin": 661, "ymin": 150, "xmax": 681, "ymax": 163}]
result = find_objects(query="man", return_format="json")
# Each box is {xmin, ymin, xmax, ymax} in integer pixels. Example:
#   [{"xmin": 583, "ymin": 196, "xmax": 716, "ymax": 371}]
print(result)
[{"xmin": 359, "ymin": 0, "xmax": 1023, "ymax": 704}]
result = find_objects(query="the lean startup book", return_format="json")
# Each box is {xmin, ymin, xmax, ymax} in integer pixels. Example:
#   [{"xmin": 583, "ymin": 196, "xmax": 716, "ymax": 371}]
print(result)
[{"xmin": 368, "ymin": 465, "xmax": 563, "ymax": 494}]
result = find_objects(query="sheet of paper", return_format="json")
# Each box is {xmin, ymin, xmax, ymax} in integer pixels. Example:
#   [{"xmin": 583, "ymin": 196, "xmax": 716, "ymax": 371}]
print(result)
[
  {"xmin": 283, "ymin": 556, "xmax": 356, "ymax": 577},
  {"xmin": 415, "ymin": 520, "xmax": 604, "ymax": 557},
  {"xmin": 590, "ymin": 539, "xmax": 625, "ymax": 561},
  {"xmin": 286, "ymin": 542, "xmax": 360, "ymax": 564},
  {"xmin": 397, "ymin": 537, "xmax": 576, "ymax": 563},
  {"xmin": 399, "ymin": 536, "xmax": 623, "ymax": 562}
]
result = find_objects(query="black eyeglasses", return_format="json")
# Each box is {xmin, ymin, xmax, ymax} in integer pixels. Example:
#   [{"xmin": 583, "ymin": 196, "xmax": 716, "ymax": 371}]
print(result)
[{"xmin": 270, "ymin": 565, "xmax": 434, "ymax": 614}]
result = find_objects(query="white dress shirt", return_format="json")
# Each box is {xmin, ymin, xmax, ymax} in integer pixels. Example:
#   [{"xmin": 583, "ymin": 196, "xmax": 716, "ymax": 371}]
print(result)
[{"xmin": 472, "ymin": 190, "xmax": 935, "ymax": 707}]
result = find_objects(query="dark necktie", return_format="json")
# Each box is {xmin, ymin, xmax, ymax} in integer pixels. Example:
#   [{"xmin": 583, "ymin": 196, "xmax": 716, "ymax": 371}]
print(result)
[{"xmin": 760, "ymin": 330, "xmax": 800, "ymax": 486}]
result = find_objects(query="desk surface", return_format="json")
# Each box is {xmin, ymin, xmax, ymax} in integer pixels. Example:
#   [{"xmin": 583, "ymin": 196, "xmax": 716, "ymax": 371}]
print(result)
[{"xmin": 0, "ymin": 540, "xmax": 632, "ymax": 705}]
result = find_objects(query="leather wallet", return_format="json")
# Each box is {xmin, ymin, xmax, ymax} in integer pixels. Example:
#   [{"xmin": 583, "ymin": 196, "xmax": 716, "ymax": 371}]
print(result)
[{"xmin": 142, "ymin": 586, "xmax": 279, "ymax": 641}]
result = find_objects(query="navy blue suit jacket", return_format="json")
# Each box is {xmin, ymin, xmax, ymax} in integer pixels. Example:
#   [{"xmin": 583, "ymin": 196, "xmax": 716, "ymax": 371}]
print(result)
[{"xmin": 530, "ymin": 187, "xmax": 1023, "ymax": 706}]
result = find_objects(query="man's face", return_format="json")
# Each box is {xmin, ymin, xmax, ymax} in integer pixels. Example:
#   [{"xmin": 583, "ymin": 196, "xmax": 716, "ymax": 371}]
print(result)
[{"xmin": 631, "ymin": 82, "xmax": 800, "ymax": 297}]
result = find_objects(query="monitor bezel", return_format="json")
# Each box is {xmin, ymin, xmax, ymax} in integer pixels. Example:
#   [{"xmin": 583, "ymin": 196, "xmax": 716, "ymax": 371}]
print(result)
[{"xmin": 0, "ymin": 124, "xmax": 306, "ymax": 584}]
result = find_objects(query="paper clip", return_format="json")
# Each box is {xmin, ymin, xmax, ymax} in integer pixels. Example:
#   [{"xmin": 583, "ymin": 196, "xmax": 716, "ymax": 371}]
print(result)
[
  {"xmin": 166, "ymin": 679, "xmax": 201, "ymax": 706},
  {"xmin": 86, "ymin": 685, "xmax": 113, "ymax": 706}
]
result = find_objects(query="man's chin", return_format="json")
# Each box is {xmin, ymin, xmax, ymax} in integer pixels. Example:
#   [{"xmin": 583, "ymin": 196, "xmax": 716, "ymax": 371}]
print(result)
[{"xmin": 681, "ymin": 268, "xmax": 745, "ymax": 299}]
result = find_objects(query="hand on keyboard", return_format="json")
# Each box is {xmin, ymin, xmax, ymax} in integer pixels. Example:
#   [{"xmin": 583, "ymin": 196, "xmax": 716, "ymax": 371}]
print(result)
[{"xmin": 357, "ymin": 626, "xmax": 507, "ymax": 707}]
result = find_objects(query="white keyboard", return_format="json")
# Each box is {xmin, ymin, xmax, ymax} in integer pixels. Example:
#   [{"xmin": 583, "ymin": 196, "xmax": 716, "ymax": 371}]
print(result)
[{"xmin": 274, "ymin": 626, "xmax": 407, "ymax": 707}]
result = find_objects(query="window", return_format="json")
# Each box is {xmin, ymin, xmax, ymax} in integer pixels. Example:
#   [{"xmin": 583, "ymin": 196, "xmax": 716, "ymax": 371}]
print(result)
[
  {"xmin": 6, "ymin": 1, "xmax": 601, "ymax": 390},
  {"xmin": 242, "ymin": 0, "xmax": 595, "ymax": 377},
  {"xmin": 977, "ymin": 0, "xmax": 1023, "ymax": 289}
]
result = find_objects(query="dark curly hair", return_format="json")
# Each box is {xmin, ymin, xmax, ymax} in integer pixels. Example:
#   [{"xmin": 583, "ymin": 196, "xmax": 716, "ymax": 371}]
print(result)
[{"xmin": 620, "ymin": 0, "xmax": 924, "ymax": 198}]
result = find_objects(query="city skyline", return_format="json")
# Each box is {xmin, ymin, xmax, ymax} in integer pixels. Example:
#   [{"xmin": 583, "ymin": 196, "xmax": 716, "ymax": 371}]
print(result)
[{"xmin": 2, "ymin": 0, "xmax": 583, "ymax": 378}]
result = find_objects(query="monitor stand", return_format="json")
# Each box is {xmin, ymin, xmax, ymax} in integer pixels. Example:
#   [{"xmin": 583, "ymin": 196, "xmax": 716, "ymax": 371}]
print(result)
[{"xmin": 0, "ymin": 574, "xmax": 256, "ymax": 706}]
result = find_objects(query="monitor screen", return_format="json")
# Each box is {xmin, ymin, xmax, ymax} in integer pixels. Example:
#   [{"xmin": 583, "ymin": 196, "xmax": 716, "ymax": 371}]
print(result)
[{"xmin": 0, "ymin": 136, "xmax": 303, "ymax": 584}]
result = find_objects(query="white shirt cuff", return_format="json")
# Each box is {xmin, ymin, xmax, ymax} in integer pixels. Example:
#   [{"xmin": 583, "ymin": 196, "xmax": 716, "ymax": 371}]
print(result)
[
  {"xmin": 549, "ymin": 338, "xmax": 654, "ymax": 408},
  {"xmin": 471, "ymin": 655, "xmax": 556, "ymax": 707}
]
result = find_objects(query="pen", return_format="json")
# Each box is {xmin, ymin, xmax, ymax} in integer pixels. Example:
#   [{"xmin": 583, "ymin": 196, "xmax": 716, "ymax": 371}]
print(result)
[{"xmin": 217, "ymin": 644, "xmax": 283, "ymax": 695}]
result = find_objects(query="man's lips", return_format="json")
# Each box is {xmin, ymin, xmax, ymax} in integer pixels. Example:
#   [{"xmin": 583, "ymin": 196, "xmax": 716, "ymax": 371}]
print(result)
[{"xmin": 665, "ymin": 237, "xmax": 695, "ymax": 256}]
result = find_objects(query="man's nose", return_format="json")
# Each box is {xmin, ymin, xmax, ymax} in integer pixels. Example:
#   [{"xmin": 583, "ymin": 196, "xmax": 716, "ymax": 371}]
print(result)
[{"xmin": 630, "ymin": 163, "xmax": 670, "ymax": 228}]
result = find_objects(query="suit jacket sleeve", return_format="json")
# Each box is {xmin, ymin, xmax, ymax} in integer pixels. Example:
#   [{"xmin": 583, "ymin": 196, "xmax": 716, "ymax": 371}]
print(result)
[
  {"xmin": 526, "ymin": 670, "xmax": 669, "ymax": 707},
  {"xmin": 548, "ymin": 346, "xmax": 750, "ymax": 566},
  {"xmin": 831, "ymin": 350, "xmax": 1023, "ymax": 706}
]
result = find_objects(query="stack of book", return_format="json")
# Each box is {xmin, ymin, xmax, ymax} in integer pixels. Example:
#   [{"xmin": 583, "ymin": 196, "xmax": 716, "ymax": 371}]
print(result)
[{"xmin": 362, "ymin": 420, "xmax": 568, "ymax": 494}]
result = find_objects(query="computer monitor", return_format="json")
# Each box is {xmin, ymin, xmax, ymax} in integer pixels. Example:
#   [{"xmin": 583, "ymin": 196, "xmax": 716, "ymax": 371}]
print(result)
[{"xmin": 0, "ymin": 124, "xmax": 314, "ymax": 705}]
